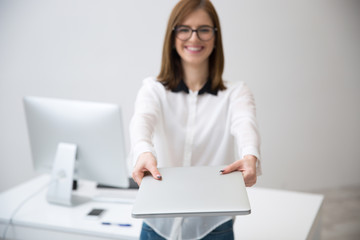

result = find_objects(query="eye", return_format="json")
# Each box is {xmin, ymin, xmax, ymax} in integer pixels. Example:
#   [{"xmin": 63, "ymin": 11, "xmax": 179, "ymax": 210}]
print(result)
[
  {"xmin": 198, "ymin": 27, "xmax": 212, "ymax": 33},
  {"xmin": 177, "ymin": 27, "xmax": 191, "ymax": 33}
]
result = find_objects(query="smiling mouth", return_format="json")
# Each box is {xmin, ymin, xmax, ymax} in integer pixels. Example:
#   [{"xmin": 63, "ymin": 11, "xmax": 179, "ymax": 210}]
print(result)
[{"xmin": 185, "ymin": 46, "xmax": 204, "ymax": 53}]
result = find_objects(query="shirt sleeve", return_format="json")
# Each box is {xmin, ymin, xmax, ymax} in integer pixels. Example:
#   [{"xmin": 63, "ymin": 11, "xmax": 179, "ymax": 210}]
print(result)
[
  {"xmin": 229, "ymin": 82, "xmax": 262, "ymax": 175},
  {"xmin": 129, "ymin": 78, "xmax": 160, "ymax": 167}
]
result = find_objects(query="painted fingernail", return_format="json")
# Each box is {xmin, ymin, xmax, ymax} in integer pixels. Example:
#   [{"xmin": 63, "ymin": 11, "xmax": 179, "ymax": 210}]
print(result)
[
  {"xmin": 219, "ymin": 169, "xmax": 225, "ymax": 173},
  {"xmin": 157, "ymin": 175, "xmax": 162, "ymax": 179}
]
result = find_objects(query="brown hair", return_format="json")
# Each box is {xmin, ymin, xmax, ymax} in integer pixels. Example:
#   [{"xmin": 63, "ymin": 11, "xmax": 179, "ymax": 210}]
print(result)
[{"xmin": 157, "ymin": 0, "xmax": 226, "ymax": 91}]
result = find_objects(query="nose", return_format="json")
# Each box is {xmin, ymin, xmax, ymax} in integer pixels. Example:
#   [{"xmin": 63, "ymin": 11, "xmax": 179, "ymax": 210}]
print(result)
[{"xmin": 188, "ymin": 30, "xmax": 201, "ymax": 41}]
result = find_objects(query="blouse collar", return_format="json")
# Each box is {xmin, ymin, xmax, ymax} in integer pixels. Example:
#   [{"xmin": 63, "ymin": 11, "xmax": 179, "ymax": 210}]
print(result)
[{"xmin": 172, "ymin": 79, "xmax": 218, "ymax": 96}]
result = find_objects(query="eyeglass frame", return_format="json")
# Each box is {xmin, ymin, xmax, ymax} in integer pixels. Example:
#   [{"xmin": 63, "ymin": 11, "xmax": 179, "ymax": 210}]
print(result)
[{"xmin": 173, "ymin": 25, "xmax": 218, "ymax": 41}]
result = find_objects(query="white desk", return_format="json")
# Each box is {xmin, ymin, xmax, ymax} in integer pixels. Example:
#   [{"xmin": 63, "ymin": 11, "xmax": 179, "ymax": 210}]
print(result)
[{"xmin": 0, "ymin": 175, "xmax": 323, "ymax": 240}]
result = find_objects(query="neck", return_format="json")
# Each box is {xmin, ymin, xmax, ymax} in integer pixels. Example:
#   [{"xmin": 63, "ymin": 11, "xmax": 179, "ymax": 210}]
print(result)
[{"xmin": 182, "ymin": 61, "xmax": 209, "ymax": 92}]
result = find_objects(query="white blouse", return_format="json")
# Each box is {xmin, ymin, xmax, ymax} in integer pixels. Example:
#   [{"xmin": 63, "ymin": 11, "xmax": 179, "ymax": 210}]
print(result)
[{"xmin": 129, "ymin": 77, "xmax": 261, "ymax": 239}]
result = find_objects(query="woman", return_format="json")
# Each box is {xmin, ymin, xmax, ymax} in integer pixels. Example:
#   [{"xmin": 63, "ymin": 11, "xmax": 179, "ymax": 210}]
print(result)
[{"xmin": 130, "ymin": 0, "xmax": 261, "ymax": 239}]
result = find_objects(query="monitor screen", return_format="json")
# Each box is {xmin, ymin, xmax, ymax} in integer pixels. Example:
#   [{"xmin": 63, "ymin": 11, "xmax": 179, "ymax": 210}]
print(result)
[{"xmin": 23, "ymin": 96, "xmax": 130, "ymax": 205}]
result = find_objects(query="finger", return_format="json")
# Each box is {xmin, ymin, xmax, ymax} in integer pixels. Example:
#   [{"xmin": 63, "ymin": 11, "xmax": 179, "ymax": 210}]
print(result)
[
  {"xmin": 147, "ymin": 164, "xmax": 162, "ymax": 180},
  {"xmin": 221, "ymin": 161, "xmax": 243, "ymax": 174},
  {"xmin": 244, "ymin": 176, "xmax": 256, "ymax": 187},
  {"xmin": 243, "ymin": 171, "xmax": 257, "ymax": 187},
  {"xmin": 132, "ymin": 171, "xmax": 143, "ymax": 186},
  {"xmin": 132, "ymin": 175, "xmax": 141, "ymax": 186},
  {"xmin": 245, "ymin": 179, "xmax": 257, "ymax": 187}
]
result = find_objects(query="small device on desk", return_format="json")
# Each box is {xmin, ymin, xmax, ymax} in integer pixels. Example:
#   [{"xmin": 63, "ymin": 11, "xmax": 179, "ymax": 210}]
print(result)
[
  {"xmin": 23, "ymin": 96, "xmax": 131, "ymax": 206},
  {"xmin": 86, "ymin": 208, "xmax": 106, "ymax": 220}
]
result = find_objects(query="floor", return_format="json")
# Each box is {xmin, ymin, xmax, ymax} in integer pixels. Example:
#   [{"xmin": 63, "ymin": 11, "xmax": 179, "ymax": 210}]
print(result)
[{"xmin": 310, "ymin": 185, "xmax": 360, "ymax": 240}]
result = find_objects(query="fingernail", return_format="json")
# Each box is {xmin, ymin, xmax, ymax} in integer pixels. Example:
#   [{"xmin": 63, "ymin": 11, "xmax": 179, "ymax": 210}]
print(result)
[
  {"xmin": 219, "ymin": 169, "xmax": 224, "ymax": 173},
  {"xmin": 157, "ymin": 175, "xmax": 162, "ymax": 179}
]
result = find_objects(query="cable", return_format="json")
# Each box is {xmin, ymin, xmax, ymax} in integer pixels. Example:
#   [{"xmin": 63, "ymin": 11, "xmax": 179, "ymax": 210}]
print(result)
[{"xmin": 1, "ymin": 180, "xmax": 53, "ymax": 240}]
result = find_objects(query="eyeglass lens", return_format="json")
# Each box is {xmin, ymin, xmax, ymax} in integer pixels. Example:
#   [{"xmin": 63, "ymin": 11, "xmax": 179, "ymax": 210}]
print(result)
[{"xmin": 175, "ymin": 26, "xmax": 215, "ymax": 41}]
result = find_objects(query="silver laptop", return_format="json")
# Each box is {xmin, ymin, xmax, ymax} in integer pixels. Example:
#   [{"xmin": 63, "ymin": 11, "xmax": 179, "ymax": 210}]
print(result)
[{"xmin": 132, "ymin": 165, "xmax": 251, "ymax": 218}]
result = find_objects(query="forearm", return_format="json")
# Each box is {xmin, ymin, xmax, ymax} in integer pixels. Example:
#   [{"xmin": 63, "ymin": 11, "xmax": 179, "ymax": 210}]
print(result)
[{"xmin": 229, "ymin": 83, "xmax": 261, "ymax": 174}]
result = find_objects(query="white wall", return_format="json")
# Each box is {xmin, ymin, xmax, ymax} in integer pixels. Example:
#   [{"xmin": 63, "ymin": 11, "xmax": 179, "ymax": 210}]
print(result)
[{"xmin": 1, "ymin": 0, "xmax": 359, "ymax": 192}]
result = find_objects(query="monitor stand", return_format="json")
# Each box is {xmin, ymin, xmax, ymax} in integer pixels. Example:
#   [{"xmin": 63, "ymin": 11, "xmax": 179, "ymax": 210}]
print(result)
[{"xmin": 47, "ymin": 142, "xmax": 77, "ymax": 206}]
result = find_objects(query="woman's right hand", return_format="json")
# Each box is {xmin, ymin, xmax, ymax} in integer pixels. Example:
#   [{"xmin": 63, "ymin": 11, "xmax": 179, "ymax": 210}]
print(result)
[{"xmin": 132, "ymin": 152, "xmax": 162, "ymax": 186}]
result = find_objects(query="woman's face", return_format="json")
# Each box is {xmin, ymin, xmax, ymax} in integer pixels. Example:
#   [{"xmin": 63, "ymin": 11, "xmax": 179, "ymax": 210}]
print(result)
[{"xmin": 175, "ymin": 9, "xmax": 215, "ymax": 68}]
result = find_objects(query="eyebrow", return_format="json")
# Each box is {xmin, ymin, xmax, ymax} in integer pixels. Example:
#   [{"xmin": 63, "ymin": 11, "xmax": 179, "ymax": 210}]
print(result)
[{"xmin": 177, "ymin": 24, "xmax": 214, "ymax": 28}]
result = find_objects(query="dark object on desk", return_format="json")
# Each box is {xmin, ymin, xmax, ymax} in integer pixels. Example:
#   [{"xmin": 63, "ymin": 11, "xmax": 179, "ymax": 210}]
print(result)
[
  {"xmin": 87, "ymin": 208, "xmax": 106, "ymax": 218},
  {"xmin": 73, "ymin": 180, "xmax": 78, "ymax": 190},
  {"xmin": 97, "ymin": 178, "xmax": 139, "ymax": 189}
]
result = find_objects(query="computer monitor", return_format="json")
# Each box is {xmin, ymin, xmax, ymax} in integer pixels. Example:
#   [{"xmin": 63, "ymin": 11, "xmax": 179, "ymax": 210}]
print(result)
[{"xmin": 23, "ymin": 96, "xmax": 130, "ymax": 206}]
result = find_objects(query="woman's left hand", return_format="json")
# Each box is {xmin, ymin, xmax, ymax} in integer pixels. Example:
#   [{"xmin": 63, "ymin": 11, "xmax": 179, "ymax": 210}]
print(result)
[{"xmin": 221, "ymin": 155, "xmax": 258, "ymax": 187}]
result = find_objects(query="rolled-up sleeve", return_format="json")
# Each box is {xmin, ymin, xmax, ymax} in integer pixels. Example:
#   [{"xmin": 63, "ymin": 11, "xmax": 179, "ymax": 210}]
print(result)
[{"xmin": 229, "ymin": 82, "xmax": 262, "ymax": 175}]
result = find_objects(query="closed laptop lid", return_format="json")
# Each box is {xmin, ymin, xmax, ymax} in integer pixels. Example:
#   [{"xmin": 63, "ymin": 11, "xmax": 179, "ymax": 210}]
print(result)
[{"xmin": 132, "ymin": 165, "xmax": 251, "ymax": 218}]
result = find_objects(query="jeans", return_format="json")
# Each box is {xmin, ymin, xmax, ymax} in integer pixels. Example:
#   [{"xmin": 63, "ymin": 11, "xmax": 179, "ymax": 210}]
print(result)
[{"xmin": 140, "ymin": 220, "xmax": 234, "ymax": 240}]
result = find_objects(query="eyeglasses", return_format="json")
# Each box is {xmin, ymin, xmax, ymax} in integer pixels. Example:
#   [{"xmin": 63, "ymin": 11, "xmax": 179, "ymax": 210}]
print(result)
[{"xmin": 173, "ymin": 26, "xmax": 217, "ymax": 41}]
